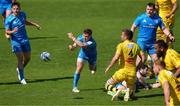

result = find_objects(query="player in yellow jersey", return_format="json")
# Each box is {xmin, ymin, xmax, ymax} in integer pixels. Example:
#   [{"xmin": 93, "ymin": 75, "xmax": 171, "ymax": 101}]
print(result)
[
  {"xmin": 105, "ymin": 29, "xmax": 141, "ymax": 101},
  {"xmin": 153, "ymin": 60, "xmax": 180, "ymax": 106},
  {"xmin": 155, "ymin": 40, "xmax": 180, "ymax": 78},
  {"xmin": 155, "ymin": 0, "xmax": 178, "ymax": 48}
]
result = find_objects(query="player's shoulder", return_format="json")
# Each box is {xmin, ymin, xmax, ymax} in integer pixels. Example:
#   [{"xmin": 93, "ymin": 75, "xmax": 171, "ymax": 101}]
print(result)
[
  {"xmin": 19, "ymin": 11, "xmax": 26, "ymax": 17},
  {"xmin": 153, "ymin": 13, "xmax": 162, "ymax": 19},
  {"xmin": 116, "ymin": 42, "xmax": 124, "ymax": 48},
  {"xmin": 77, "ymin": 34, "xmax": 84, "ymax": 40},
  {"xmin": 135, "ymin": 12, "xmax": 145, "ymax": 19},
  {"xmin": 6, "ymin": 13, "xmax": 15, "ymax": 22},
  {"xmin": 167, "ymin": 49, "xmax": 179, "ymax": 55},
  {"xmin": 77, "ymin": 34, "xmax": 83, "ymax": 38}
]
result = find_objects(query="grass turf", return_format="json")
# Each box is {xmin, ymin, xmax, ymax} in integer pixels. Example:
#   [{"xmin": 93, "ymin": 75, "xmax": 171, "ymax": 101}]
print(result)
[{"xmin": 0, "ymin": 0, "xmax": 179, "ymax": 105}]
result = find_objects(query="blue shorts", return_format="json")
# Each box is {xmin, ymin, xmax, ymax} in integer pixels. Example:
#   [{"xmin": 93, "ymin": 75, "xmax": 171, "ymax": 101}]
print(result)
[
  {"xmin": 0, "ymin": 4, "xmax": 11, "ymax": 16},
  {"xmin": 137, "ymin": 40, "xmax": 156, "ymax": 55},
  {"xmin": 78, "ymin": 54, "xmax": 97, "ymax": 65},
  {"xmin": 11, "ymin": 41, "xmax": 31, "ymax": 53}
]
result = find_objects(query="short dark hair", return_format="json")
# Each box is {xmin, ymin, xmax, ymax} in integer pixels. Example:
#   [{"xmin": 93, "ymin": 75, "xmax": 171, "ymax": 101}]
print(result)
[
  {"xmin": 83, "ymin": 28, "xmax": 92, "ymax": 36},
  {"xmin": 147, "ymin": 2, "xmax": 155, "ymax": 9},
  {"xmin": 155, "ymin": 40, "xmax": 168, "ymax": 49},
  {"xmin": 11, "ymin": 2, "xmax": 20, "ymax": 8},
  {"xmin": 122, "ymin": 29, "xmax": 133, "ymax": 40},
  {"xmin": 156, "ymin": 60, "xmax": 166, "ymax": 68}
]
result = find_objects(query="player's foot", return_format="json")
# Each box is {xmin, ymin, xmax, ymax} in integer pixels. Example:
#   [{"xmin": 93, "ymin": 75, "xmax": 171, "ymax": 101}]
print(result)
[
  {"xmin": 107, "ymin": 91, "xmax": 116, "ymax": 97},
  {"xmin": 72, "ymin": 87, "xmax": 80, "ymax": 93},
  {"xmin": 150, "ymin": 83, "xmax": 161, "ymax": 88},
  {"xmin": 124, "ymin": 88, "xmax": 130, "ymax": 101},
  {"xmin": 20, "ymin": 79, "xmax": 27, "ymax": 85},
  {"xmin": 16, "ymin": 68, "xmax": 21, "ymax": 81},
  {"xmin": 91, "ymin": 70, "xmax": 96, "ymax": 75}
]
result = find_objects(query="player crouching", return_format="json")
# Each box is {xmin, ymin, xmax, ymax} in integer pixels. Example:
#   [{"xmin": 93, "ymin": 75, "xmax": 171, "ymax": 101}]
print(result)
[{"xmin": 104, "ymin": 29, "xmax": 142, "ymax": 101}]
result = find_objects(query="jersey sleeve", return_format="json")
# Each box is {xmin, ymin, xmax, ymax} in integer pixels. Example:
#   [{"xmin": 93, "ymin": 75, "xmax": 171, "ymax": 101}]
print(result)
[
  {"xmin": 116, "ymin": 43, "xmax": 122, "ymax": 55},
  {"xmin": 158, "ymin": 18, "xmax": 165, "ymax": 30},
  {"xmin": 77, "ymin": 35, "xmax": 83, "ymax": 42},
  {"xmin": 5, "ymin": 18, "xmax": 11, "ymax": 30},
  {"xmin": 23, "ymin": 12, "xmax": 27, "ymax": 20},
  {"xmin": 133, "ymin": 15, "xmax": 142, "ymax": 27}
]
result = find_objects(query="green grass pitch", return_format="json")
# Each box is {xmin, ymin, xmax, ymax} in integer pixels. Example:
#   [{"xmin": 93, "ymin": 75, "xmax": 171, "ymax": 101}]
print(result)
[{"xmin": 0, "ymin": 0, "xmax": 179, "ymax": 105}]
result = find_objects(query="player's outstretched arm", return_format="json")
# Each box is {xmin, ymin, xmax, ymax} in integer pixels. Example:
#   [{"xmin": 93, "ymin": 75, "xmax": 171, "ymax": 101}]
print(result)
[
  {"xmin": 166, "ymin": 1, "xmax": 178, "ymax": 18},
  {"xmin": 105, "ymin": 53, "xmax": 121, "ymax": 74},
  {"xmin": 174, "ymin": 67, "xmax": 180, "ymax": 78},
  {"xmin": 162, "ymin": 81, "xmax": 170, "ymax": 106},
  {"xmin": 163, "ymin": 28, "xmax": 174, "ymax": 41},
  {"xmin": 68, "ymin": 43, "xmax": 77, "ymax": 51},
  {"xmin": 25, "ymin": 20, "xmax": 41, "ymax": 30},
  {"xmin": 67, "ymin": 32, "xmax": 87, "ymax": 48}
]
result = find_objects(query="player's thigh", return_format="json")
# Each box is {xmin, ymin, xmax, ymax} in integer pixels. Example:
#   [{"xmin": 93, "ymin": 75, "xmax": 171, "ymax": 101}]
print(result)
[
  {"xmin": 88, "ymin": 57, "xmax": 97, "ymax": 70},
  {"xmin": 126, "ymin": 76, "xmax": 136, "ymax": 90},
  {"xmin": 21, "ymin": 42, "xmax": 31, "ymax": 53},
  {"xmin": 112, "ymin": 69, "xmax": 126, "ymax": 83},
  {"xmin": 137, "ymin": 40, "xmax": 146, "ymax": 53},
  {"xmin": 15, "ymin": 52, "xmax": 24, "ymax": 62},
  {"xmin": 11, "ymin": 41, "xmax": 23, "ymax": 53},
  {"xmin": 76, "ymin": 57, "xmax": 85, "ymax": 73},
  {"xmin": 147, "ymin": 44, "xmax": 156, "ymax": 57},
  {"xmin": 23, "ymin": 51, "xmax": 31, "ymax": 61}
]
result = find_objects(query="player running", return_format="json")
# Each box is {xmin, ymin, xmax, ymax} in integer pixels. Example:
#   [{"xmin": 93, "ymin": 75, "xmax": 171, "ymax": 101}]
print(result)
[
  {"xmin": 155, "ymin": 0, "xmax": 178, "ymax": 48},
  {"xmin": 105, "ymin": 29, "xmax": 141, "ymax": 101},
  {"xmin": 153, "ymin": 60, "xmax": 180, "ymax": 106},
  {"xmin": 131, "ymin": 2, "xmax": 174, "ymax": 65},
  {"xmin": 68, "ymin": 28, "xmax": 97, "ymax": 93},
  {"xmin": 5, "ymin": 2, "xmax": 41, "ymax": 84}
]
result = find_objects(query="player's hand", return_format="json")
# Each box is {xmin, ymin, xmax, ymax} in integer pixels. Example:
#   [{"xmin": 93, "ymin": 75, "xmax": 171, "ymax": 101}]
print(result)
[
  {"xmin": 5, "ymin": 33, "xmax": 11, "ymax": 40},
  {"xmin": 35, "ymin": 24, "xmax": 41, "ymax": 30},
  {"xmin": 67, "ymin": 32, "xmax": 75, "ymax": 41},
  {"xmin": 13, "ymin": 27, "xmax": 18, "ymax": 33},
  {"xmin": 165, "ymin": 14, "xmax": 171, "ymax": 19},
  {"xmin": 68, "ymin": 45, "xmax": 74, "ymax": 51},
  {"xmin": 169, "ymin": 35, "xmax": 175, "ymax": 42}
]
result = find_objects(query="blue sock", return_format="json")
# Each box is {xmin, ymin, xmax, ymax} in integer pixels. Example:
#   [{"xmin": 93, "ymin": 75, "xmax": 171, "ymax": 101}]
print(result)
[
  {"xmin": 19, "ymin": 69, "xmax": 24, "ymax": 81},
  {"xmin": 73, "ymin": 72, "xmax": 80, "ymax": 88}
]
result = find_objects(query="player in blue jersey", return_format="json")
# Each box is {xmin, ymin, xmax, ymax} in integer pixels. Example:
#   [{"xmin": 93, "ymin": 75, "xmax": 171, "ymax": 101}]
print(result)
[
  {"xmin": 0, "ymin": 0, "xmax": 16, "ymax": 38},
  {"xmin": 68, "ymin": 28, "xmax": 97, "ymax": 93},
  {"xmin": 0, "ymin": 0, "xmax": 16, "ymax": 17},
  {"xmin": 5, "ymin": 2, "xmax": 41, "ymax": 84},
  {"xmin": 131, "ymin": 2, "xmax": 174, "ymax": 65},
  {"xmin": 0, "ymin": 0, "xmax": 16, "ymax": 19}
]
